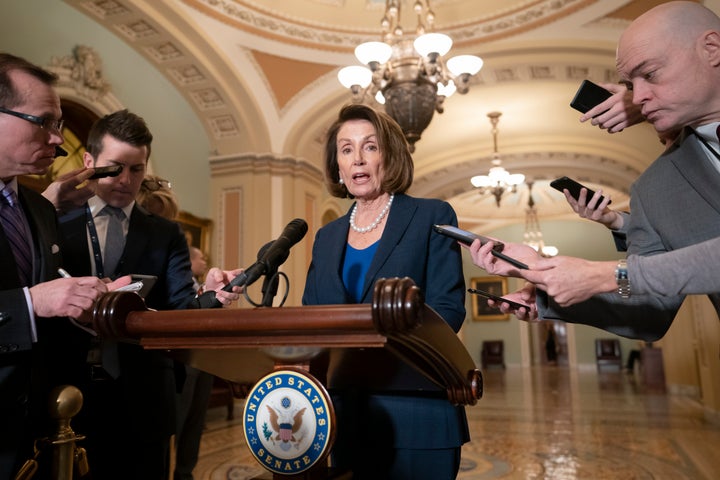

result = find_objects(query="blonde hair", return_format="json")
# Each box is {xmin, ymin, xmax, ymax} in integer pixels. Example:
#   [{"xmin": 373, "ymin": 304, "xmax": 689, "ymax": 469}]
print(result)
[{"xmin": 137, "ymin": 174, "xmax": 179, "ymax": 220}]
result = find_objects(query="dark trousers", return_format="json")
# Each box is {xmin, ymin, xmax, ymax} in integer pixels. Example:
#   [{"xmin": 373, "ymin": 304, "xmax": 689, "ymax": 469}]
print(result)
[{"xmin": 173, "ymin": 366, "xmax": 213, "ymax": 480}]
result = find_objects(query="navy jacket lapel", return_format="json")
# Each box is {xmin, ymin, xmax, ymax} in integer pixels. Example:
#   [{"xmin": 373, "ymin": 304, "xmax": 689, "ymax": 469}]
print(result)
[
  {"xmin": 18, "ymin": 185, "xmax": 58, "ymax": 284},
  {"xmin": 360, "ymin": 194, "xmax": 415, "ymax": 302}
]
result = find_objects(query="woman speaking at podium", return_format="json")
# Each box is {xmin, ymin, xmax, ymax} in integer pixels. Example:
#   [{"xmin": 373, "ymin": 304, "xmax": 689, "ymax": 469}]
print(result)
[{"xmin": 303, "ymin": 104, "xmax": 468, "ymax": 479}]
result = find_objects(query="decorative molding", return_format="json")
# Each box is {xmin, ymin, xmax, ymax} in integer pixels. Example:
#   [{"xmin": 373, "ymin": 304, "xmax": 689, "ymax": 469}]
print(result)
[
  {"xmin": 209, "ymin": 153, "xmax": 323, "ymax": 181},
  {"xmin": 167, "ymin": 64, "xmax": 207, "ymax": 85},
  {"xmin": 66, "ymin": 0, "xmax": 243, "ymax": 144},
  {"xmin": 50, "ymin": 45, "xmax": 111, "ymax": 101},
  {"xmin": 145, "ymin": 42, "xmax": 185, "ymax": 63},
  {"xmin": 117, "ymin": 19, "xmax": 162, "ymax": 40},
  {"xmin": 47, "ymin": 45, "xmax": 123, "ymax": 114},
  {"xmin": 190, "ymin": 88, "xmax": 226, "ymax": 110},
  {"xmin": 208, "ymin": 115, "xmax": 240, "ymax": 138},
  {"xmin": 184, "ymin": 0, "xmax": 593, "ymax": 50}
]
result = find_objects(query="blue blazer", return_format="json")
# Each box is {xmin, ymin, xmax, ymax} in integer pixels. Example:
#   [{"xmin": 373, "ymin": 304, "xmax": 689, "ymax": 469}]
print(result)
[{"xmin": 302, "ymin": 194, "xmax": 469, "ymax": 449}]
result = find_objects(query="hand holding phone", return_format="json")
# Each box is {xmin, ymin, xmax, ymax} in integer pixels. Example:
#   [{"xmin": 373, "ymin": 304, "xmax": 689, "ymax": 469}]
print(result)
[
  {"xmin": 570, "ymin": 80, "xmax": 613, "ymax": 114},
  {"xmin": 468, "ymin": 288, "xmax": 529, "ymax": 312},
  {"xmin": 433, "ymin": 224, "xmax": 503, "ymax": 250},
  {"xmin": 89, "ymin": 165, "xmax": 123, "ymax": 179},
  {"xmin": 550, "ymin": 176, "xmax": 611, "ymax": 205},
  {"xmin": 433, "ymin": 225, "xmax": 529, "ymax": 270}
]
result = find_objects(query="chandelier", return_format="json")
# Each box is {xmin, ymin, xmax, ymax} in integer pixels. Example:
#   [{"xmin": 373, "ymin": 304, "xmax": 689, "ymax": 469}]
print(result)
[
  {"xmin": 470, "ymin": 112, "xmax": 525, "ymax": 207},
  {"xmin": 337, "ymin": 0, "xmax": 483, "ymax": 152},
  {"xmin": 523, "ymin": 182, "xmax": 558, "ymax": 257}
]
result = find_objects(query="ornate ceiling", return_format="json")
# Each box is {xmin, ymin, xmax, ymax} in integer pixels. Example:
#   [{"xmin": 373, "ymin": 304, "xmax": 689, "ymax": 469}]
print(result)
[{"xmin": 63, "ymin": 0, "xmax": 692, "ymax": 231}]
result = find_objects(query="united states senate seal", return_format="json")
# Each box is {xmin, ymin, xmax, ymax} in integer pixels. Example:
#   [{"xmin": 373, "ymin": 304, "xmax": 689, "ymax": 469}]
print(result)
[{"xmin": 243, "ymin": 368, "xmax": 334, "ymax": 475}]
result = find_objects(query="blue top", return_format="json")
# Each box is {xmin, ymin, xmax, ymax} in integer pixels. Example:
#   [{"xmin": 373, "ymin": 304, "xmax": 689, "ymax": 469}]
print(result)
[{"xmin": 342, "ymin": 240, "xmax": 379, "ymax": 302}]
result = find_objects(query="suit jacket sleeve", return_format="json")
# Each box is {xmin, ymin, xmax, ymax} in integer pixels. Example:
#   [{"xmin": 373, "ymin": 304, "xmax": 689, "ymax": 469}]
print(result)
[
  {"xmin": 536, "ymin": 140, "xmax": 707, "ymax": 342},
  {"xmin": 1, "ymin": 187, "xmax": 63, "ymax": 353}
]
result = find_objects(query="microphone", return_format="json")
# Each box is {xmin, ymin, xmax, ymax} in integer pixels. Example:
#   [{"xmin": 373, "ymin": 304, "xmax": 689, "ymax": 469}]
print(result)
[{"xmin": 221, "ymin": 218, "xmax": 308, "ymax": 293}]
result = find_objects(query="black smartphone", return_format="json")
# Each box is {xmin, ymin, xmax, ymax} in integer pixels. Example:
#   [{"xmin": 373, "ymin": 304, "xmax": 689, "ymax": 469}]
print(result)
[
  {"xmin": 90, "ymin": 165, "xmax": 123, "ymax": 179},
  {"xmin": 433, "ymin": 224, "xmax": 503, "ymax": 251},
  {"xmin": 433, "ymin": 224, "xmax": 528, "ymax": 270},
  {"xmin": 130, "ymin": 274, "xmax": 157, "ymax": 298},
  {"xmin": 550, "ymin": 176, "xmax": 611, "ymax": 205},
  {"xmin": 468, "ymin": 288, "xmax": 529, "ymax": 311},
  {"xmin": 570, "ymin": 80, "xmax": 613, "ymax": 114}
]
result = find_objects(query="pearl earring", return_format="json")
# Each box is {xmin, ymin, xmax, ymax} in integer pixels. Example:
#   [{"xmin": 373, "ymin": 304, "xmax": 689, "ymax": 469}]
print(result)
[{"xmin": 339, "ymin": 178, "xmax": 344, "ymax": 185}]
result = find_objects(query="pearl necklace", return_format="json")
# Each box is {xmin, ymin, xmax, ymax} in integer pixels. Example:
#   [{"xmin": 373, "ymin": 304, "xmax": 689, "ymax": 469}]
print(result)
[{"xmin": 349, "ymin": 194, "xmax": 394, "ymax": 233}]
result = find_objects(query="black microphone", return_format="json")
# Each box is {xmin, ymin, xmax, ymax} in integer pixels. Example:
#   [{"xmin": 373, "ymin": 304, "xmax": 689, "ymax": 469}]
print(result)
[
  {"xmin": 196, "ymin": 219, "xmax": 308, "ymax": 309},
  {"xmin": 221, "ymin": 218, "xmax": 308, "ymax": 292}
]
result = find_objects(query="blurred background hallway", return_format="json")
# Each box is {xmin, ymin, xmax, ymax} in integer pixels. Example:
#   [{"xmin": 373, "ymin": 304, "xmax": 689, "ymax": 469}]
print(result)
[{"xmin": 190, "ymin": 365, "xmax": 720, "ymax": 479}]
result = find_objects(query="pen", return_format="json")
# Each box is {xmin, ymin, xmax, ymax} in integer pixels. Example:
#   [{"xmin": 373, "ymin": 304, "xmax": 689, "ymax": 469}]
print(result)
[{"xmin": 58, "ymin": 268, "xmax": 72, "ymax": 278}]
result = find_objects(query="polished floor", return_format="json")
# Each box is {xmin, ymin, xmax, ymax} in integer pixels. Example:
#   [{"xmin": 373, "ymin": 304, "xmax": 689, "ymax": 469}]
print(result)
[{"xmin": 191, "ymin": 366, "xmax": 720, "ymax": 479}]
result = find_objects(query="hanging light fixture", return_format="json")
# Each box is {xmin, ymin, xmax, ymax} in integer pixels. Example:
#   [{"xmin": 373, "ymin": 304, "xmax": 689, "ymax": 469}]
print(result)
[
  {"xmin": 470, "ymin": 111, "xmax": 525, "ymax": 207},
  {"xmin": 337, "ymin": 0, "xmax": 483, "ymax": 152},
  {"xmin": 523, "ymin": 182, "xmax": 558, "ymax": 257}
]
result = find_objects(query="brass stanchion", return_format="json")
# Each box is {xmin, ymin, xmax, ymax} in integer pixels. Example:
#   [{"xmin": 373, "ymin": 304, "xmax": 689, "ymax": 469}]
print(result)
[{"xmin": 14, "ymin": 385, "xmax": 88, "ymax": 480}]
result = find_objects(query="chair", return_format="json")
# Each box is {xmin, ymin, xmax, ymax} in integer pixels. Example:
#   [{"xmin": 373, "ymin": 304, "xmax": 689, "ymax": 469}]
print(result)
[
  {"xmin": 481, "ymin": 340, "xmax": 505, "ymax": 369},
  {"xmin": 595, "ymin": 338, "xmax": 622, "ymax": 371}
]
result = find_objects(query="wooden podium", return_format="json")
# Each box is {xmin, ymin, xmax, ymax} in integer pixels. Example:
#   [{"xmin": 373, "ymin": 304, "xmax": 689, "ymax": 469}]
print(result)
[{"xmin": 92, "ymin": 277, "xmax": 482, "ymax": 478}]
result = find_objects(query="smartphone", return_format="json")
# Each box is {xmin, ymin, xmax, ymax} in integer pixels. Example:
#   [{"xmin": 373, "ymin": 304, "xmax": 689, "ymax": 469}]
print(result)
[
  {"xmin": 550, "ymin": 176, "xmax": 611, "ymax": 205},
  {"xmin": 129, "ymin": 274, "xmax": 157, "ymax": 298},
  {"xmin": 468, "ymin": 288, "xmax": 529, "ymax": 311},
  {"xmin": 90, "ymin": 165, "xmax": 123, "ymax": 179},
  {"xmin": 570, "ymin": 80, "xmax": 612, "ymax": 114},
  {"xmin": 433, "ymin": 224, "xmax": 503, "ymax": 251},
  {"xmin": 433, "ymin": 224, "xmax": 528, "ymax": 270}
]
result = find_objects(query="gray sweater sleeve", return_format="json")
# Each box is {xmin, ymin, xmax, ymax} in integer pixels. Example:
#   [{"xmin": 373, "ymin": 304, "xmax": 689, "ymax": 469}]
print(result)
[{"xmin": 628, "ymin": 236, "xmax": 720, "ymax": 295}]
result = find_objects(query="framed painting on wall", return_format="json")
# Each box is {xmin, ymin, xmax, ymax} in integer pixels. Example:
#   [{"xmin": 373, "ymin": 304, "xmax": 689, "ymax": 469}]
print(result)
[
  {"xmin": 469, "ymin": 276, "xmax": 509, "ymax": 321},
  {"xmin": 177, "ymin": 210, "xmax": 212, "ymax": 255}
]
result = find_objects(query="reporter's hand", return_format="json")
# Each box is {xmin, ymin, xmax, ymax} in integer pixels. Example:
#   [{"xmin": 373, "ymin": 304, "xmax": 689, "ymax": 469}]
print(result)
[
  {"xmin": 465, "ymin": 239, "xmax": 539, "ymax": 277},
  {"xmin": 486, "ymin": 282, "xmax": 539, "ymax": 321},
  {"xmin": 563, "ymin": 188, "xmax": 623, "ymax": 230},
  {"xmin": 205, "ymin": 267, "xmax": 243, "ymax": 305},
  {"xmin": 29, "ymin": 276, "xmax": 109, "ymax": 319},
  {"xmin": 42, "ymin": 168, "xmax": 97, "ymax": 214},
  {"xmin": 106, "ymin": 275, "xmax": 133, "ymax": 290},
  {"xmin": 580, "ymin": 83, "xmax": 644, "ymax": 133},
  {"xmin": 521, "ymin": 256, "xmax": 617, "ymax": 307}
]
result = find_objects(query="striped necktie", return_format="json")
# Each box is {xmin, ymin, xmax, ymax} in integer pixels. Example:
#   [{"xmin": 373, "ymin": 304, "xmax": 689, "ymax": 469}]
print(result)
[
  {"xmin": 1, "ymin": 185, "xmax": 32, "ymax": 286},
  {"xmin": 102, "ymin": 205, "xmax": 126, "ymax": 278}
]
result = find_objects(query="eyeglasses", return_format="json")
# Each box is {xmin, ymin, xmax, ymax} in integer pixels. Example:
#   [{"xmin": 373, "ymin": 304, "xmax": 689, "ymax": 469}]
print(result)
[
  {"xmin": 0, "ymin": 106, "xmax": 64, "ymax": 133},
  {"xmin": 141, "ymin": 178, "xmax": 172, "ymax": 191}
]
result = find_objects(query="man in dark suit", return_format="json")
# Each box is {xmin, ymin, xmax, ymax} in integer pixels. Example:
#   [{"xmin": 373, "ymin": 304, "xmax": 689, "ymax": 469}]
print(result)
[
  {"xmin": 58, "ymin": 109, "xmax": 239, "ymax": 480},
  {"xmin": 0, "ymin": 53, "xmax": 126, "ymax": 478}
]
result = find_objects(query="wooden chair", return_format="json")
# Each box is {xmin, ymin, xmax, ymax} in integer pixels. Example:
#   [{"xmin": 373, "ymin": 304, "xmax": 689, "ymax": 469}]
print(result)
[
  {"xmin": 595, "ymin": 338, "xmax": 622, "ymax": 372},
  {"xmin": 481, "ymin": 340, "xmax": 505, "ymax": 369}
]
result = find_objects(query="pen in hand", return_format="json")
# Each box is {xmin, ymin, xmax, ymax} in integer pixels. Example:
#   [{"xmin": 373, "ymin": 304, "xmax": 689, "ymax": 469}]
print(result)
[{"xmin": 58, "ymin": 268, "xmax": 72, "ymax": 278}]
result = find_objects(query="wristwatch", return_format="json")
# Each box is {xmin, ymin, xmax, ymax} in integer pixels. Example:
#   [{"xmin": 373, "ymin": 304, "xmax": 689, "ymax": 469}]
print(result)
[{"xmin": 615, "ymin": 259, "xmax": 630, "ymax": 298}]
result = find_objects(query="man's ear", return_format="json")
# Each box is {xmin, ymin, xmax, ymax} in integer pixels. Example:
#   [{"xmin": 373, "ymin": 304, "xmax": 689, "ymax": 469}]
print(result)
[
  {"xmin": 82, "ymin": 151, "xmax": 94, "ymax": 169},
  {"xmin": 702, "ymin": 30, "xmax": 720, "ymax": 67}
]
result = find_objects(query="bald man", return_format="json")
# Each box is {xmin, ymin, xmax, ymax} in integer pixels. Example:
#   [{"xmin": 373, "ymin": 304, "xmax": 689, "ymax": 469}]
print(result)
[{"xmin": 469, "ymin": 1, "xmax": 720, "ymax": 340}]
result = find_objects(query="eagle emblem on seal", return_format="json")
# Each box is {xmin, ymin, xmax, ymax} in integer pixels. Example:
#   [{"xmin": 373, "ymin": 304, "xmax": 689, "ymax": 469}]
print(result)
[{"xmin": 264, "ymin": 397, "xmax": 307, "ymax": 451}]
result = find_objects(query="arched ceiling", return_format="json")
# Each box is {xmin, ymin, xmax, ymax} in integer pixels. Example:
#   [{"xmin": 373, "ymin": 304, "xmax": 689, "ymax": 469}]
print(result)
[{"xmin": 63, "ymin": 0, "xmax": 700, "ymax": 231}]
